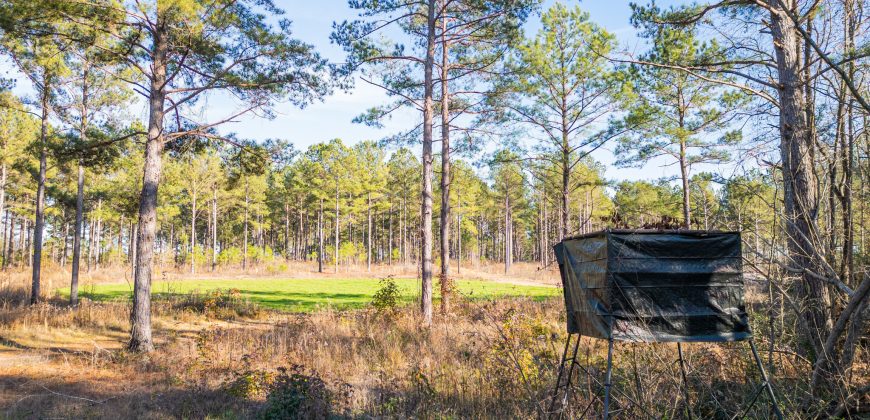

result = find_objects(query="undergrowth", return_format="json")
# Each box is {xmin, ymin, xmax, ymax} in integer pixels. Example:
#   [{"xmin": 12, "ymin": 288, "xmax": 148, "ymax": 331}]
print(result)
[{"xmin": 0, "ymin": 273, "xmax": 862, "ymax": 418}]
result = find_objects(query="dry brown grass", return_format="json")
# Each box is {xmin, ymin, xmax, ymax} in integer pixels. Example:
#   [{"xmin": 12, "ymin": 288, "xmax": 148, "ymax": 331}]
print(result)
[
  {"xmin": 0, "ymin": 260, "xmax": 558, "ymax": 290},
  {"xmin": 0, "ymin": 265, "xmax": 860, "ymax": 418}
]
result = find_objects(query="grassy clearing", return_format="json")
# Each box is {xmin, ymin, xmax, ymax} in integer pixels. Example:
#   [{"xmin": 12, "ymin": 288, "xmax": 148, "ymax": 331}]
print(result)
[
  {"xmin": 59, "ymin": 277, "xmax": 559, "ymax": 312},
  {"xmin": 1, "ymin": 267, "xmax": 837, "ymax": 418}
]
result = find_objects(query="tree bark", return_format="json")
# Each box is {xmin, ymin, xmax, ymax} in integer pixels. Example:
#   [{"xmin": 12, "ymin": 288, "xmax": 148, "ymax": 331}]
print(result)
[
  {"xmin": 439, "ymin": 11, "xmax": 452, "ymax": 314},
  {"xmin": 3, "ymin": 210, "xmax": 11, "ymax": 270},
  {"xmin": 367, "ymin": 192, "xmax": 372, "ymax": 272},
  {"xmin": 190, "ymin": 187, "xmax": 196, "ymax": 274},
  {"xmin": 388, "ymin": 197, "xmax": 393, "ymax": 266},
  {"xmin": 129, "ymin": 26, "xmax": 168, "ymax": 352},
  {"xmin": 560, "ymin": 137, "xmax": 569, "ymax": 239},
  {"xmin": 402, "ymin": 195, "xmax": 407, "ymax": 265},
  {"xmin": 212, "ymin": 186, "xmax": 217, "ymax": 271},
  {"xmin": 0, "ymin": 146, "xmax": 6, "ymax": 270},
  {"xmin": 334, "ymin": 181, "xmax": 340, "ymax": 273},
  {"xmin": 86, "ymin": 215, "xmax": 94, "ymax": 272},
  {"xmin": 297, "ymin": 209, "xmax": 303, "ymax": 260},
  {"xmin": 131, "ymin": 221, "xmax": 138, "ymax": 271},
  {"xmin": 71, "ymin": 163, "xmax": 84, "ymax": 306},
  {"xmin": 840, "ymin": 0, "xmax": 855, "ymax": 285},
  {"xmin": 679, "ymin": 138, "xmax": 691, "ymax": 229},
  {"xmin": 94, "ymin": 200, "xmax": 102, "ymax": 270},
  {"xmin": 284, "ymin": 201, "xmax": 290, "ymax": 261},
  {"xmin": 504, "ymin": 194, "xmax": 512, "ymax": 274},
  {"xmin": 30, "ymin": 82, "xmax": 50, "ymax": 305},
  {"xmin": 243, "ymin": 180, "xmax": 249, "ymax": 270},
  {"xmin": 767, "ymin": 0, "xmax": 832, "ymax": 363},
  {"xmin": 457, "ymin": 187, "xmax": 462, "ymax": 274},
  {"xmin": 420, "ymin": 0, "xmax": 437, "ymax": 326},
  {"xmin": 60, "ymin": 220, "xmax": 68, "ymax": 267},
  {"xmin": 318, "ymin": 198, "xmax": 324, "ymax": 273}
]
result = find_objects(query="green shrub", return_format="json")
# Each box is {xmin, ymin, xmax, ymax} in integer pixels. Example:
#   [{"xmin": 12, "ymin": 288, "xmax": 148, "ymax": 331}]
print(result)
[
  {"xmin": 266, "ymin": 263, "xmax": 288, "ymax": 274},
  {"xmin": 248, "ymin": 245, "xmax": 275, "ymax": 264},
  {"xmin": 218, "ymin": 246, "xmax": 243, "ymax": 266},
  {"xmin": 338, "ymin": 241, "xmax": 358, "ymax": 261},
  {"xmin": 371, "ymin": 276, "xmax": 401, "ymax": 313},
  {"xmin": 192, "ymin": 244, "xmax": 208, "ymax": 265}
]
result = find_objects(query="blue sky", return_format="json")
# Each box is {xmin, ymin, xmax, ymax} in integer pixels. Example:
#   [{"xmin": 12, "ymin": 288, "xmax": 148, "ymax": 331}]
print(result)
[
  {"xmin": 2, "ymin": 0, "xmax": 712, "ymax": 183},
  {"xmin": 234, "ymin": 0, "xmax": 686, "ymax": 181}
]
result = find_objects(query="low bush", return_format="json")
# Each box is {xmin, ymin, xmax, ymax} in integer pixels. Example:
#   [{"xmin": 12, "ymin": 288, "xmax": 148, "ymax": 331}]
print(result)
[
  {"xmin": 371, "ymin": 275, "xmax": 400, "ymax": 313},
  {"xmin": 170, "ymin": 289, "xmax": 262, "ymax": 319},
  {"xmin": 259, "ymin": 366, "xmax": 339, "ymax": 420}
]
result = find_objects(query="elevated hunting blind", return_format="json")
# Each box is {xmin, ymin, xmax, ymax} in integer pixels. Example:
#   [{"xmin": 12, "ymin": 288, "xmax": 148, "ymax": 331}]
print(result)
[
  {"xmin": 553, "ymin": 230, "xmax": 749, "ymax": 342},
  {"xmin": 548, "ymin": 230, "xmax": 783, "ymax": 419}
]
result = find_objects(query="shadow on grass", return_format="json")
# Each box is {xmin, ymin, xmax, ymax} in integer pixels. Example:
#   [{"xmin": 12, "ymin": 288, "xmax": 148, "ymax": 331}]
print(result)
[
  {"xmin": 0, "ymin": 374, "xmax": 259, "ymax": 419},
  {"xmin": 73, "ymin": 289, "xmax": 379, "ymax": 312},
  {"xmin": 237, "ymin": 290, "xmax": 374, "ymax": 311}
]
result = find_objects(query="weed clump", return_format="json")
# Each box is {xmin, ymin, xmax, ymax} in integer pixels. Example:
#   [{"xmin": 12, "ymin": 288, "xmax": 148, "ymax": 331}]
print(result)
[
  {"xmin": 259, "ymin": 365, "xmax": 342, "ymax": 420},
  {"xmin": 226, "ymin": 368, "xmax": 274, "ymax": 399},
  {"xmin": 171, "ymin": 289, "xmax": 261, "ymax": 319},
  {"xmin": 371, "ymin": 276, "xmax": 400, "ymax": 314}
]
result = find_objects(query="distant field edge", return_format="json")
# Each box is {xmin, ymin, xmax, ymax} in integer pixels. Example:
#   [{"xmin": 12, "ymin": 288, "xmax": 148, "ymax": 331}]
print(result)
[{"xmin": 55, "ymin": 277, "xmax": 560, "ymax": 313}]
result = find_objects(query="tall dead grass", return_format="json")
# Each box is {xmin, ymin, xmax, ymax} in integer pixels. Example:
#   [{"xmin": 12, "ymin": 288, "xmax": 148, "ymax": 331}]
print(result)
[{"xmin": 0, "ymin": 274, "xmax": 834, "ymax": 418}]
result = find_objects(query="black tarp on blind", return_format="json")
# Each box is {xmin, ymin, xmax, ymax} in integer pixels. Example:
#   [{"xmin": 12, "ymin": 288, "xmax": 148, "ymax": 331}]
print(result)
[{"xmin": 553, "ymin": 230, "xmax": 751, "ymax": 342}]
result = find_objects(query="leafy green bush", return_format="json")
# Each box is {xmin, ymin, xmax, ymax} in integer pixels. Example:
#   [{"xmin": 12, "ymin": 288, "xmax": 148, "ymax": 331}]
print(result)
[
  {"xmin": 266, "ymin": 262, "xmax": 288, "ymax": 274},
  {"xmin": 338, "ymin": 241, "xmax": 359, "ymax": 260},
  {"xmin": 371, "ymin": 276, "xmax": 401, "ymax": 313},
  {"xmin": 247, "ymin": 245, "xmax": 275, "ymax": 264},
  {"xmin": 218, "ymin": 246, "xmax": 243, "ymax": 266}
]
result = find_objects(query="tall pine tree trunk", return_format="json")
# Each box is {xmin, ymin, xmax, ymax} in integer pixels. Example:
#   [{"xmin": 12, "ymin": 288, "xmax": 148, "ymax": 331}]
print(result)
[
  {"xmin": 456, "ymin": 191, "xmax": 462, "ymax": 274},
  {"xmin": 0, "ymin": 152, "xmax": 6, "ymax": 271},
  {"xmin": 504, "ymin": 194, "xmax": 512, "ymax": 274},
  {"xmin": 840, "ymin": 0, "xmax": 855, "ymax": 285},
  {"xmin": 318, "ymin": 199, "xmax": 324, "ymax": 272},
  {"xmin": 284, "ymin": 201, "xmax": 290, "ymax": 261},
  {"xmin": 3, "ymin": 210, "xmax": 11, "ymax": 270},
  {"xmin": 70, "ymin": 163, "xmax": 85, "ymax": 304},
  {"xmin": 190, "ymin": 190, "xmax": 196, "ymax": 274},
  {"xmin": 95, "ymin": 200, "xmax": 102, "ymax": 270},
  {"xmin": 419, "ymin": 0, "xmax": 437, "ymax": 326},
  {"xmin": 87, "ymin": 216, "xmax": 94, "ymax": 272},
  {"xmin": 679, "ymin": 138, "xmax": 691, "ymax": 229},
  {"xmin": 388, "ymin": 198, "xmax": 393, "ymax": 266},
  {"xmin": 297, "ymin": 210, "xmax": 303, "ymax": 260},
  {"xmin": 60, "ymin": 221, "xmax": 68, "ymax": 268},
  {"xmin": 334, "ymin": 182, "xmax": 340, "ymax": 273},
  {"xmin": 401, "ymin": 195, "xmax": 406, "ymax": 265},
  {"xmin": 129, "ymin": 28, "xmax": 168, "ymax": 352},
  {"xmin": 560, "ymin": 135, "xmax": 569, "ymax": 239},
  {"xmin": 212, "ymin": 186, "xmax": 217, "ymax": 271},
  {"xmin": 30, "ymin": 82, "xmax": 50, "ymax": 305},
  {"xmin": 767, "ymin": 0, "xmax": 832, "ymax": 375},
  {"xmin": 439, "ymin": 13, "xmax": 452, "ymax": 314},
  {"xmin": 243, "ymin": 181, "xmax": 249, "ymax": 270},
  {"xmin": 367, "ymin": 193, "xmax": 372, "ymax": 272}
]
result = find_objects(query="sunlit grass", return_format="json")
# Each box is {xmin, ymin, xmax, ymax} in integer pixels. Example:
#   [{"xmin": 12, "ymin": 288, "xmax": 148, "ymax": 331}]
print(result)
[{"xmin": 58, "ymin": 277, "xmax": 559, "ymax": 312}]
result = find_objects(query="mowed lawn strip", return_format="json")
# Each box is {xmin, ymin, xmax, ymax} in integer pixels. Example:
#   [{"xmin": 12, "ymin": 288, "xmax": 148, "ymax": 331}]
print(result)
[{"xmin": 61, "ymin": 278, "xmax": 559, "ymax": 312}]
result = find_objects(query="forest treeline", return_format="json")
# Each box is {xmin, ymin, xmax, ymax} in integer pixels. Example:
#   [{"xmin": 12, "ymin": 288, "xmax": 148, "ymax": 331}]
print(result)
[
  {"xmin": 0, "ymin": 0, "xmax": 868, "ymax": 414},
  {"xmin": 0, "ymin": 115, "xmax": 786, "ymax": 274}
]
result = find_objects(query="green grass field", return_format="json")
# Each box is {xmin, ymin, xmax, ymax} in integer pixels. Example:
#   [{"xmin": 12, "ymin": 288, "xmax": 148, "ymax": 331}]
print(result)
[{"xmin": 61, "ymin": 278, "xmax": 559, "ymax": 312}]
